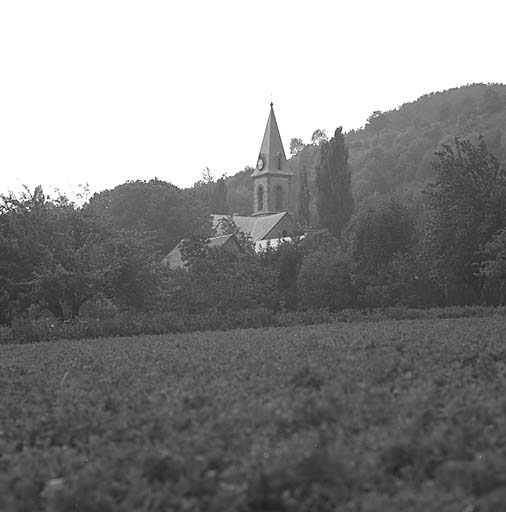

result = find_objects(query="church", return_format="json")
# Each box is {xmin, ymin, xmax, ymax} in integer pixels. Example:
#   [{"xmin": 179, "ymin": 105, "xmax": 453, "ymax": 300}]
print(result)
[
  {"xmin": 212, "ymin": 102, "xmax": 298, "ymax": 250},
  {"xmin": 165, "ymin": 103, "xmax": 299, "ymax": 268}
]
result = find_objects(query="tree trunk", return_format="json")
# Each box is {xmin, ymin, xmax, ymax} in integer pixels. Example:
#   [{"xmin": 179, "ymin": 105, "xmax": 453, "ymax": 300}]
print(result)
[
  {"xmin": 47, "ymin": 299, "xmax": 64, "ymax": 321},
  {"xmin": 70, "ymin": 294, "xmax": 92, "ymax": 318},
  {"xmin": 71, "ymin": 300, "xmax": 80, "ymax": 318}
]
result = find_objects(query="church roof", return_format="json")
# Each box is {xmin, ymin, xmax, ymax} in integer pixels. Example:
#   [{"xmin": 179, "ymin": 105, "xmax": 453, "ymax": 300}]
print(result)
[
  {"xmin": 224, "ymin": 215, "xmax": 257, "ymax": 236},
  {"xmin": 163, "ymin": 242, "xmax": 186, "ymax": 269},
  {"xmin": 212, "ymin": 212, "xmax": 292, "ymax": 242},
  {"xmin": 163, "ymin": 234, "xmax": 240, "ymax": 269},
  {"xmin": 208, "ymin": 233, "xmax": 237, "ymax": 248},
  {"xmin": 251, "ymin": 103, "xmax": 293, "ymax": 177},
  {"xmin": 249, "ymin": 212, "xmax": 287, "ymax": 241}
]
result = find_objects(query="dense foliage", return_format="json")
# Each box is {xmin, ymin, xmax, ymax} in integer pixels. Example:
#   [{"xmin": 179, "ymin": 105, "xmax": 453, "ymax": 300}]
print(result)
[
  {"xmin": 187, "ymin": 168, "xmax": 229, "ymax": 215},
  {"xmin": 3, "ymin": 84, "xmax": 506, "ymax": 338},
  {"xmin": 88, "ymin": 178, "xmax": 211, "ymax": 255},
  {"xmin": 4, "ymin": 317, "xmax": 506, "ymax": 510},
  {"xmin": 424, "ymin": 137, "xmax": 506, "ymax": 300},
  {"xmin": 344, "ymin": 83, "xmax": 506, "ymax": 202},
  {"xmin": 0, "ymin": 187, "xmax": 158, "ymax": 323},
  {"xmin": 167, "ymin": 134, "xmax": 506, "ymax": 315}
]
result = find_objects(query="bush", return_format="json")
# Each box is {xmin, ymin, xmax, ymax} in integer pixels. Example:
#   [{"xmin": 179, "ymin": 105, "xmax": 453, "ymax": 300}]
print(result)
[
  {"xmin": 1, "ymin": 308, "xmax": 280, "ymax": 344},
  {"xmin": 277, "ymin": 309, "xmax": 335, "ymax": 327},
  {"xmin": 0, "ymin": 325, "xmax": 15, "ymax": 344},
  {"xmin": 163, "ymin": 251, "xmax": 279, "ymax": 314},
  {"xmin": 3, "ymin": 306, "xmax": 506, "ymax": 344},
  {"xmin": 298, "ymin": 249, "xmax": 355, "ymax": 311}
]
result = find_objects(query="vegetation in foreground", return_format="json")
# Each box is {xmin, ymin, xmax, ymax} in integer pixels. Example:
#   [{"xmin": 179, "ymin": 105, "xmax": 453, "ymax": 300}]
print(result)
[{"xmin": 2, "ymin": 317, "xmax": 506, "ymax": 511}]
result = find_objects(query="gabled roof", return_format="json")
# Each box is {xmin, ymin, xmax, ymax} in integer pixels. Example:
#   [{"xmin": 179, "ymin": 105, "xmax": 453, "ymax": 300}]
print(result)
[
  {"xmin": 251, "ymin": 103, "xmax": 293, "ymax": 177},
  {"xmin": 250, "ymin": 212, "xmax": 287, "ymax": 241},
  {"xmin": 163, "ymin": 242, "xmax": 186, "ymax": 269},
  {"xmin": 163, "ymin": 234, "xmax": 240, "ymax": 269},
  {"xmin": 225, "ymin": 215, "xmax": 257, "ymax": 236},
  {"xmin": 212, "ymin": 212, "xmax": 292, "ymax": 242},
  {"xmin": 208, "ymin": 234, "xmax": 237, "ymax": 248}
]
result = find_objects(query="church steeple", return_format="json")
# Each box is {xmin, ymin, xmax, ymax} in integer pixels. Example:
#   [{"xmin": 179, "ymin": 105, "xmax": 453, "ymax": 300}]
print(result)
[
  {"xmin": 252, "ymin": 103, "xmax": 292, "ymax": 177},
  {"xmin": 252, "ymin": 103, "xmax": 294, "ymax": 216}
]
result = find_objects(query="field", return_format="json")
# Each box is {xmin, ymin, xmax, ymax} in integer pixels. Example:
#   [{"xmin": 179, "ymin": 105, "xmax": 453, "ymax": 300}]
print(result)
[{"xmin": 2, "ymin": 317, "xmax": 506, "ymax": 511}]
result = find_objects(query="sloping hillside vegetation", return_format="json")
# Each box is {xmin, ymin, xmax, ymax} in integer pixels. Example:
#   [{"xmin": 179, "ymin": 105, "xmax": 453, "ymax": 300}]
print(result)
[{"xmin": 347, "ymin": 83, "xmax": 506, "ymax": 201}]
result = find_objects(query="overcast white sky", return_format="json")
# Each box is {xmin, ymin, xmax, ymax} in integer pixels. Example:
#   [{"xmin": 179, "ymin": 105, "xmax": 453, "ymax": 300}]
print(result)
[{"xmin": 1, "ymin": 0, "xmax": 504, "ymax": 197}]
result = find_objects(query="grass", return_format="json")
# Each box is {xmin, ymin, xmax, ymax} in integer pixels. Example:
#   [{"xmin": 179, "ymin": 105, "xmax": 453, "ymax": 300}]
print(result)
[{"xmin": 2, "ymin": 317, "xmax": 506, "ymax": 511}]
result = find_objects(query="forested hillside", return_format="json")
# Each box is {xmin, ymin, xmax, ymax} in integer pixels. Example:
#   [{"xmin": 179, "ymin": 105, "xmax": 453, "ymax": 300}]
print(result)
[
  {"xmin": 212, "ymin": 83, "xmax": 506, "ymax": 220},
  {"xmin": 347, "ymin": 82, "xmax": 506, "ymax": 200}
]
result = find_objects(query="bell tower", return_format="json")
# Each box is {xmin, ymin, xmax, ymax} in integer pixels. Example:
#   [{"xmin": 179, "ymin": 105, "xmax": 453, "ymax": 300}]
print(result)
[{"xmin": 252, "ymin": 103, "xmax": 294, "ymax": 216}]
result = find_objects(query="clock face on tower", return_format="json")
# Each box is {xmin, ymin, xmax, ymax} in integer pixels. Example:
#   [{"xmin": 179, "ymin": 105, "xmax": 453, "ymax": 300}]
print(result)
[{"xmin": 257, "ymin": 157, "xmax": 264, "ymax": 171}]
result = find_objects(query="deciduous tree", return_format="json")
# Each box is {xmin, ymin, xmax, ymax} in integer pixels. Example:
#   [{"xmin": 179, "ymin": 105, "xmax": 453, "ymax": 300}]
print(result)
[
  {"xmin": 481, "ymin": 227, "xmax": 506, "ymax": 304},
  {"xmin": 346, "ymin": 196, "xmax": 417, "ymax": 275},
  {"xmin": 290, "ymin": 137, "xmax": 304, "ymax": 156},
  {"xmin": 210, "ymin": 176, "xmax": 228, "ymax": 214},
  {"xmin": 424, "ymin": 137, "xmax": 506, "ymax": 301},
  {"xmin": 311, "ymin": 129, "xmax": 328, "ymax": 146},
  {"xmin": 298, "ymin": 247, "xmax": 354, "ymax": 311},
  {"xmin": 88, "ymin": 179, "xmax": 211, "ymax": 254},
  {"xmin": 0, "ymin": 187, "xmax": 158, "ymax": 322}
]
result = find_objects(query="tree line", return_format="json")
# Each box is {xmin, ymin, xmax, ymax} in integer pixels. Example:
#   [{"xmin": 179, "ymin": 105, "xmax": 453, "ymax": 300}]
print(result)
[{"xmin": 2, "ymin": 129, "xmax": 506, "ymax": 337}]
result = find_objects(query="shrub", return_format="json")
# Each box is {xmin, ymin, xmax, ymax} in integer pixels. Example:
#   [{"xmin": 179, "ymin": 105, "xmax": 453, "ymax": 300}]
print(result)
[
  {"xmin": 3, "ymin": 306, "xmax": 506, "ymax": 344},
  {"xmin": 298, "ymin": 249, "xmax": 355, "ymax": 311}
]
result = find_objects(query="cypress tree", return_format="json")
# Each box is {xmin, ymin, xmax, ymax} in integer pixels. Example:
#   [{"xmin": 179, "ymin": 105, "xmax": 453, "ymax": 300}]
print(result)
[
  {"xmin": 315, "ymin": 127, "xmax": 354, "ymax": 237},
  {"xmin": 297, "ymin": 165, "xmax": 311, "ymax": 230},
  {"xmin": 211, "ymin": 177, "xmax": 228, "ymax": 214}
]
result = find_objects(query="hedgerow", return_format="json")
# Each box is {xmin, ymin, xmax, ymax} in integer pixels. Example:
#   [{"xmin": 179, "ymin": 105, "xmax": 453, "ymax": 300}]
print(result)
[{"xmin": 2, "ymin": 305, "xmax": 506, "ymax": 344}]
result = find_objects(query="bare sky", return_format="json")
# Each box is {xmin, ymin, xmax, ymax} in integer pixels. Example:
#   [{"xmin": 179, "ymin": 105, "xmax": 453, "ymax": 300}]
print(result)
[{"xmin": 1, "ymin": 0, "xmax": 504, "ymax": 197}]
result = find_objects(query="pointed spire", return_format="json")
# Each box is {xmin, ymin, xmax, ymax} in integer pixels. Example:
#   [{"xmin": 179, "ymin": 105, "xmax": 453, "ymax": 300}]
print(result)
[{"xmin": 253, "ymin": 103, "xmax": 292, "ymax": 176}]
